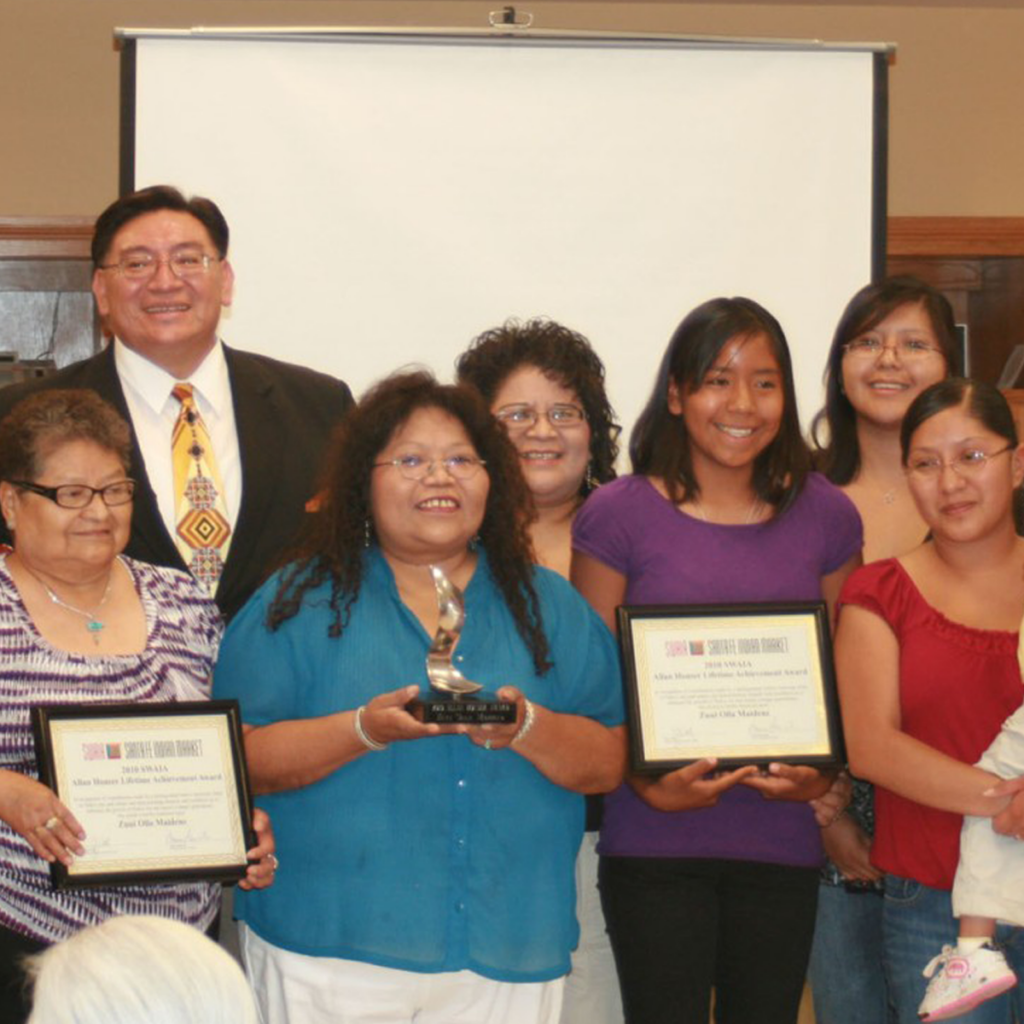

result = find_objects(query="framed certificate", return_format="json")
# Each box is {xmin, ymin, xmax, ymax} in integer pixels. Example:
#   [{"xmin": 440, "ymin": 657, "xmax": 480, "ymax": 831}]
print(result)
[
  {"xmin": 617, "ymin": 602, "xmax": 844, "ymax": 773},
  {"xmin": 31, "ymin": 701, "xmax": 255, "ymax": 889}
]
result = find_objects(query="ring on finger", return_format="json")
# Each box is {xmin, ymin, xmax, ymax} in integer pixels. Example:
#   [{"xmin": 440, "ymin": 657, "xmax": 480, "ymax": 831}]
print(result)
[
  {"xmin": 483, "ymin": 739, "xmax": 493, "ymax": 751},
  {"xmin": 267, "ymin": 853, "xmax": 279, "ymax": 871},
  {"xmin": 43, "ymin": 816, "xmax": 60, "ymax": 831}
]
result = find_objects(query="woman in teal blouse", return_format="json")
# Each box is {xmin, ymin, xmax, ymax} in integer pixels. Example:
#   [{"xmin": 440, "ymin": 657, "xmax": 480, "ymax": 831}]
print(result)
[{"xmin": 213, "ymin": 371, "xmax": 626, "ymax": 1024}]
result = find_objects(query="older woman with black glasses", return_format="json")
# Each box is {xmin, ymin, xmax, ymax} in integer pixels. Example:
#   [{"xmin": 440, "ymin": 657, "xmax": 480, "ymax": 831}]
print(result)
[{"xmin": 0, "ymin": 390, "xmax": 275, "ymax": 1024}]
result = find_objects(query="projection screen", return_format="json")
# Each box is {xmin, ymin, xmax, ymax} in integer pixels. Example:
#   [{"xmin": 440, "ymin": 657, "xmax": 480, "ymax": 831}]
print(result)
[{"xmin": 119, "ymin": 28, "xmax": 888, "ymax": 441}]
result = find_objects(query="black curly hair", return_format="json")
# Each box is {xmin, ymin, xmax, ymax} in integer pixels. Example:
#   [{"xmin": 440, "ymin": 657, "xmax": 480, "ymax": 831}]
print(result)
[
  {"xmin": 267, "ymin": 370, "xmax": 551, "ymax": 674},
  {"xmin": 456, "ymin": 318, "xmax": 619, "ymax": 500}
]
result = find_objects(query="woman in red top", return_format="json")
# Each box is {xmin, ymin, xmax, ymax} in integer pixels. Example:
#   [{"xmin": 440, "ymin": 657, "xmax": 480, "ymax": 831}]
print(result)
[{"xmin": 837, "ymin": 378, "xmax": 1024, "ymax": 1023}]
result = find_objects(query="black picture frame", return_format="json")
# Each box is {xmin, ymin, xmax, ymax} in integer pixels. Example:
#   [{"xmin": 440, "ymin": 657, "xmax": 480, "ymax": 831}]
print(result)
[
  {"xmin": 617, "ymin": 601, "xmax": 844, "ymax": 774},
  {"xmin": 31, "ymin": 700, "xmax": 255, "ymax": 889}
]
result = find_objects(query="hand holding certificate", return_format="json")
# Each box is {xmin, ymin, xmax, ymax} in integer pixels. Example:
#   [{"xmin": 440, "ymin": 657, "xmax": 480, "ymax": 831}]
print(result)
[
  {"xmin": 617, "ymin": 602, "xmax": 844, "ymax": 774},
  {"xmin": 31, "ymin": 701, "xmax": 258, "ymax": 889}
]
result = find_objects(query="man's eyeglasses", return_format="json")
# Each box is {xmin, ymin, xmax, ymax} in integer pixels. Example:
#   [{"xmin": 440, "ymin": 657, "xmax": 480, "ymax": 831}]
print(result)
[
  {"xmin": 99, "ymin": 250, "xmax": 222, "ymax": 281},
  {"xmin": 372, "ymin": 455, "xmax": 487, "ymax": 481},
  {"xmin": 494, "ymin": 404, "xmax": 586, "ymax": 431},
  {"xmin": 11, "ymin": 480, "xmax": 137, "ymax": 508}
]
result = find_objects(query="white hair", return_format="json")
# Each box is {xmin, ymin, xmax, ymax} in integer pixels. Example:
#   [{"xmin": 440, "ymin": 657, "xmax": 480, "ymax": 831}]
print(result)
[{"xmin": 24, "ymin": 915, "xmax": 258, "ymax": 1024}]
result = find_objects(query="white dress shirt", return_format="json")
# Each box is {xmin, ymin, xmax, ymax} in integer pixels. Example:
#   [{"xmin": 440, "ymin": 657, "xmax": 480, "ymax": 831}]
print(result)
[{"xmin": 114, "ymin": 339, "xmax": 242, "ymax": 542}]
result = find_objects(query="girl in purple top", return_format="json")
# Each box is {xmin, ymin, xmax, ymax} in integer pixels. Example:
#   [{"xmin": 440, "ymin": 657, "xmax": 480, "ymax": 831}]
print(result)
[{"xmin": 571, "ymin": 297, "xmax": 863, "ymax": 1024}]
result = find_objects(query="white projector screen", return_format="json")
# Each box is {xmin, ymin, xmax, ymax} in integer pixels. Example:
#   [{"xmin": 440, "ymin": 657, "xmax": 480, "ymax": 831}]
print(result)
[{"xmin": 122, "ymin": 30, "xmax": 886, "ymax": 443}]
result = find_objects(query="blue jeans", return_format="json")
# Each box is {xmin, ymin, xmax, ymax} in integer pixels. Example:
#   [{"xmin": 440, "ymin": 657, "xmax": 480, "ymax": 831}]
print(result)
[
  {"xmin": 808, "ymin": 881, "xmax": 893, "ymax": 1024},
  {"xmin": 883, "ymin": 874, "xmax": 1024, "ymax": 1023}
]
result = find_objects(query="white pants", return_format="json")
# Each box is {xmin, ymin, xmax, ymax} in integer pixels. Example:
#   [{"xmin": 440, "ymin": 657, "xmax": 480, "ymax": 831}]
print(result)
[
  {"xmin": 953, "ymin": 701, "xmax": 1024, "ymax": 926},
  {"xmin": 240, "ymin": 925, "xmax": 565, "ymax": 1024},
  {"xmin": 558, "ymin": 833, "xmax": 623, "ymax": 1024}
]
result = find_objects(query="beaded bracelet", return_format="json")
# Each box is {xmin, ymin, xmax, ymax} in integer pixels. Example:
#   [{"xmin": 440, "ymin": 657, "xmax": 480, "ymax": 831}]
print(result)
[{"xmin": 354, "ymin": 705, "xmax": 388, "ymax": 751}]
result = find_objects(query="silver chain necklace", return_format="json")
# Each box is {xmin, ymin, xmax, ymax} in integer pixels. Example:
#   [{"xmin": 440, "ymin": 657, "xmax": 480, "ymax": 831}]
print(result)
[
  {"xmin": 692, "ymin": 495, "xmax": 765, "ymax": 525},
  {"xmin": 41, "ymin": 575, "xmax": 114, "ymax": 646}
]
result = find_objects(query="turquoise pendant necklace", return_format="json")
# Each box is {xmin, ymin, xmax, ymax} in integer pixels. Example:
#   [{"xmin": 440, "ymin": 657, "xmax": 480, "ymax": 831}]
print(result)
[{"xmin": 42, "ymin": 576, "xmax": 113, "ymax": 646}]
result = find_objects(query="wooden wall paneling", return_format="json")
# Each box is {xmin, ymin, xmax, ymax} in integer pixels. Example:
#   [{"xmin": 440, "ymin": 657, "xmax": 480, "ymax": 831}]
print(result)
[
  {"xmin": 0, "ymin": 217, "xmax": 99, "ymax": 369},
  {"xmin": 888, "ymin": 217, "xmax": 1024, "ymax": 385},
  {"xmin": 889, "ymin": 217, "xmax": 1024, "ymax": 258},
  {"xmin": 0, "ymin": 217, "xmax": 93, "ymax": 260},
  {"xmin": 967, "ymin": 259, "xmax": 1024, "ymax": 385}
]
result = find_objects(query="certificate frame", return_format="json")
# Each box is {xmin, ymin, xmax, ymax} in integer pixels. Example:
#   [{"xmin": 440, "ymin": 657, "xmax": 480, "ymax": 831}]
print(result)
[
  {"xmin": 617, "ymin": 602, "xmax": 844, "ymax": 774},
  {"xmin": 31, "ymin": 701, "xmax": 255, "ymax": 889}
]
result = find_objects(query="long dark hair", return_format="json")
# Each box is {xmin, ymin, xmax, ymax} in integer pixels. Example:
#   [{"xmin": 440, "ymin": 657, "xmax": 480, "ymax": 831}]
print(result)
[
  {"xmin": 267, "ymin": 371, "xmax": 551, "ymax": 674},
  {"xmin": 630, "ymin": 296, "xmax": 809, "ymax": 511},
  {"xmin": 456, "ymin": 317, "xmax": 620, "ymax": 499},
  {"xmin": 812, "ymin": 276, "xmax": 959, "ymax": 484}
]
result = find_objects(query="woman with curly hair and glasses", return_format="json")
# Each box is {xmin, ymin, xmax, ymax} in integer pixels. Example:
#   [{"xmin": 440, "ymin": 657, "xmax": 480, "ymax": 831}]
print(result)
[
  {"xmin": 456, "ymin": 318, "xmax": 619, "ymax": 579},
  {"xmin": 457, "ymin": 318, "xmax": 623, "ymax": 1024}
]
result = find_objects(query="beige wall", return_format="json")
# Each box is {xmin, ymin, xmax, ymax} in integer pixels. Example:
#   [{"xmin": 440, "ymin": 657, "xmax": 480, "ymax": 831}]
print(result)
[{"xmin": 3, "ymin": 1, "xmax": 1022, "ymax": 218}]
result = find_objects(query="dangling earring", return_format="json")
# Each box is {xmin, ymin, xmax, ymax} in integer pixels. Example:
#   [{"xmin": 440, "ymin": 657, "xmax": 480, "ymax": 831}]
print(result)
[
  {"xmin": 364, "ymin": 518, "xmax": 372, "ymax": 549},
  {"xmin": 468, "ymin": 533, "xmax": 480, "ymax": 551},
  {"xmin": 585, "ymin": 461, "xmax": 598, "ymax": 492}
]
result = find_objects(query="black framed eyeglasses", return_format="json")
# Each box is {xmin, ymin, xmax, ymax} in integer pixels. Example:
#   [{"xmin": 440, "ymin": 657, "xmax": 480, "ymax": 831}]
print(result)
[{"xmin": 10, "ymin": 480, "xmax": 137, "ymax": 508}]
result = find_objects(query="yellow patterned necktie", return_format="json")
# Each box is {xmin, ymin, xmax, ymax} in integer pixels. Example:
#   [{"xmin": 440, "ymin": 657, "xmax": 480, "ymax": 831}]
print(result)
[{"xmin": 171, "ymin": 383, "xmax": 232, "ymax": 592}]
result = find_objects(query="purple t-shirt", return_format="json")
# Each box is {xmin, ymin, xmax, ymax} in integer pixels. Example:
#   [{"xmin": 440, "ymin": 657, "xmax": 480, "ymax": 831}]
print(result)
[{"xmin": 572, "ymin": 473, "xmax": 863, "ymax": 868}]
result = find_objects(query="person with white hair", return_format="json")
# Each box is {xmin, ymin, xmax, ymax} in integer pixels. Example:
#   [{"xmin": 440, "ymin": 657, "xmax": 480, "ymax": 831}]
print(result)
[{"xmin": 24, "ymin": 915, "xmax": 258, "ymax": 1024}]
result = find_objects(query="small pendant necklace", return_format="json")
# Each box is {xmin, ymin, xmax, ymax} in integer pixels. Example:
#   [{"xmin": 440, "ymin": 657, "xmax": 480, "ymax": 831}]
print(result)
[
  {"xmin": 692, "ymin": 495, "xmax": 764, "ymax": 525},
  {"xmin": 41, "ymin": 575, "xmax": 114, "ymax": 646}
]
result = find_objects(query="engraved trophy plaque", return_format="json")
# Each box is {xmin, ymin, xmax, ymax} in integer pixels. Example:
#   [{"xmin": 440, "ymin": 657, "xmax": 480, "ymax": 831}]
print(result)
[{"xmin": 407, "ymin": 565, "xmax": 516, "ymax": 724}]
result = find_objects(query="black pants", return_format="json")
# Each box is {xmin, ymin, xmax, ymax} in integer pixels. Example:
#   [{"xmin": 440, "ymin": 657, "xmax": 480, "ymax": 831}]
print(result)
[{"xmin": 599, "ymin": 856, "xmax": 819, "ymax": 1024}]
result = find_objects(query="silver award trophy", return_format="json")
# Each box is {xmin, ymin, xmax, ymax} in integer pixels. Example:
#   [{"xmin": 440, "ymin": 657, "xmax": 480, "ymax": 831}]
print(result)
[{"xmin": 407, "ymin": 565, "xmax": 516, "ymax": 724}]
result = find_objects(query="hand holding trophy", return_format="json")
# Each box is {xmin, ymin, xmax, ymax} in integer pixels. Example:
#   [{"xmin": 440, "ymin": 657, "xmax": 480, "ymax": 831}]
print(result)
[{"xmin": 408, "ymin": 565, "xmax": 516, "ymax": 724}]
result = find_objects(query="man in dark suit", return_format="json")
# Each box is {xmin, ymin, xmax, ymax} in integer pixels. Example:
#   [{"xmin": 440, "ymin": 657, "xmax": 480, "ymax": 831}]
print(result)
[{"xmin": 0, "ymin": 186, "xmax": 353, "ymax": 621}]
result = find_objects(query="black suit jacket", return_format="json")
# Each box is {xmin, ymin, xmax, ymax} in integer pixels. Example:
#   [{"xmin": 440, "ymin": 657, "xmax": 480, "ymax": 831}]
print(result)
[{"xmin": 0, "ymin": 344, "xmax": 353, "ymax": 621}]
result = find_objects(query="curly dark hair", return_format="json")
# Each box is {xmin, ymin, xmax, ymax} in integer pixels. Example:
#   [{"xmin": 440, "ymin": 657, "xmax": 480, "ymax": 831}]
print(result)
[
  {"xmin": 630, "ymin": 296, "xmax": 810, "ymax": 512},
  {"xmin": 455, "ymin": 318, "xmax": 620, "ymax": 500},
  {"xmin": 268, "ymin": 370, "xmax": 551, "ymax": 674},
  {"xmin": 811, "ymin": 276, "xmax": 959, "ymax": 485},
  {"xmin": 0, "ymin": 389, "xmax": 132, "ymax": 481}
]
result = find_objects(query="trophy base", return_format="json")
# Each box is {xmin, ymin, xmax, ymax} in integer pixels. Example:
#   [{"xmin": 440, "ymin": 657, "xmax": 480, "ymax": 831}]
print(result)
[{"xmin": 408, "ymin": 691, "xmax": 517, "ymax": 724}]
